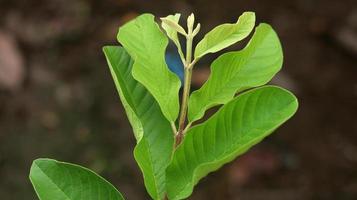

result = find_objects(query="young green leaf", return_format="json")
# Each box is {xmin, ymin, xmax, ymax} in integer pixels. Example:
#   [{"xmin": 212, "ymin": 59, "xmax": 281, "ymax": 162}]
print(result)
[
  {"xmin": 166, "ymin": 86, "xmax": 298, "ymax": 200},
  {"xmin": 161, "ymin": 14, "xmax": 185, "ymax": 62},
  {"xmin": 29, "ymin": 158, "xmax": 124, "ymax": 200},
  {"xmin": 188, "ymin": 23, "xmax": 283, "ymax": 123},
  {"xmin": 194, "ymin": 12, "xmax": 255, "ymax": 59},
  {"xmin": 161, "ymin": 14, "xmax": 186, "ymax": 36},
  {"xmin": 117, "ymin": 14, "xmax": 181, "ymax": 122},
  {"xmin": 103, "ymin": 46, "xmax": 173, "ymax": 200}
]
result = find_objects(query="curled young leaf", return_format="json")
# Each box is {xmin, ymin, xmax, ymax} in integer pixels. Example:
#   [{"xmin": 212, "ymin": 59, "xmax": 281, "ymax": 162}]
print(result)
[
  {"xmin": 161, "ymin": 14, "xmax": 186, "ymax": 62},
  {"xmin": 161, "ymin": 16, "xmax": 187, "ymax": 36}
]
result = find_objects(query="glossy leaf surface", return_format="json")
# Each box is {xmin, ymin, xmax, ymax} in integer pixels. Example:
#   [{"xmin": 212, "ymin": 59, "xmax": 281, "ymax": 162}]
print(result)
[
  {"xmin": 161, "ymin": 13, "xmax": 185, "ymax": 60},
  {"xmin": 104, "ymin": 46, "xmax": 173, "ymax": 200},
  {"xmin": 194, "ymin": 12, "xmax": 255, "ymax": 59},
  {"xmin": 30, "ymin": 159, "xmax": 124, "ymax": 200},
  {"xmin": 117, "ymin": 14, "xmax": 181, "ymax": 122},
  {"xmin": 166, "ymin": 86, "xmax": 298, "ymax": 200},
  {"xmin": 188, "ymin": 23, "xmax": 283, "ymax": 123}
]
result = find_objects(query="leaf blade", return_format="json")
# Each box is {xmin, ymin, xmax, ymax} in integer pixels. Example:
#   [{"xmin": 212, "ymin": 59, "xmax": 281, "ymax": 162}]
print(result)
[
  {"xmin": 103, "ymin": 46, "xmax": 173, "ymax": 200},
  {"xmin": 161, "ymin": 14, "xmax": 185, "ymax": 62},
  {"xmin": 29, "ymin": 158, "xmax": 124, "ymax": 200},
  {"xmin": 117, "ymin": 13, "xmax": 181, "ymax": 122},
  {"xmin": 166, "ymin": 86, "xmax": 298, "ymax": 200},
  {"xmin": 161, "ymin": 14, "xmax": 186, "ymax": 37},
  {"xmin": 194, "ymin": 12, "xmax": 255, "ymax": 59},
  {"xmin": 188, "ymin": 23, "xmax": 283, "ymax": 123}
]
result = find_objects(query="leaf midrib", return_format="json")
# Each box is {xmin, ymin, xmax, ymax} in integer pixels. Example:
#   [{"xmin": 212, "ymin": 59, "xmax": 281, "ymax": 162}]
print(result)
[
  {"xmin": 131, "ymin": 16, "xmax": 177, "ymax": 121},
  {"xmin": 109, "ymin": 49, "xmax": 139, "ymax": 116},
  {"xmin": 140, "ymin": 137, "xmax": 165, "ymax": 200},
  {"xmin": 172, "ymin": 97, "xmax": 296, "ymax": 199},
  {"xmin": 190, "ymin": 27, "xmax": 279, "ymax": 122},
  {"xmin": 31, "ymin": 163, "xmax": 72, "ymax": 200}
]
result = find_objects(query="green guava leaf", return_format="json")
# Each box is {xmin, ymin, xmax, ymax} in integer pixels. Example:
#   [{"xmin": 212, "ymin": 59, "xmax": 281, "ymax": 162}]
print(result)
[
  {"xmin": 161, "ymin": 14, "xmax": 184, "ymax": 60},
  {"xmin": 194, "ymin": 12, "xmax": 255, "ymax": 59},
  {"xmin": 29, "ymin": 158, "xmax": 124, "ymax": 200},
  {"xmin": 117, "ymin": 13, "xmax": 181, "ymax": 122},
  {"xmin": 103, "ymin": 46, "xmax": 173, "ymax": 200},
  {"xmin": 188, "ymin": 23, "xmax": 283, "ymax": 123},
  {"xmin": 166, "ymin": 86, "xmax": 298, "ymax": 200}
]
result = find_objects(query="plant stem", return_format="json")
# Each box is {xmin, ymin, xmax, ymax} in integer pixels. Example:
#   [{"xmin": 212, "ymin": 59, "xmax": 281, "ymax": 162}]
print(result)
[
  {"xmin": 176, "ymin": 32, "xmax": 194, "ymax": 147},
  {"xmin": 176, "ymin": 68, "xmax": 192, "ymax": 146}
]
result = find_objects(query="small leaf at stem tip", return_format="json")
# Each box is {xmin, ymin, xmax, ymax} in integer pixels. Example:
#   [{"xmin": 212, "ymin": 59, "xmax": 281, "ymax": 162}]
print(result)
[{"xmin": 161, "ymin": 17, "xmax": 187, "ymax": 36}]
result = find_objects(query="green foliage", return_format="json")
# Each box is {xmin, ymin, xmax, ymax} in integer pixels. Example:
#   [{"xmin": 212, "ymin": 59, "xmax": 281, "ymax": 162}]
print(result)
[
  {"xmin": 166, "ymin": 86, "xmax": 297, "ymax": 199},
  {"xmin": 29, "ymin": 159, "xmax": 124, "ymax": 200},
  {"xmin": 117, "ymin": 14, "xmax": 181, "ymax": 122},
  {"xmin": 194, "ymin": 12, "xmax": 255, "ymax": 59},
  {"xmin": 103, "ymin": 46, "xmax": 173, "ymax": 200},
  {"xmin": 161, "ymin": 14, "xmax": 185, "ymax": 61},
  {"xmin": 188, "ymin": 23, "xmax": 283, "ymax": 123},
  {"xmin": 30, "ymin": 12, "xmax": 298, "ymax": 200}
]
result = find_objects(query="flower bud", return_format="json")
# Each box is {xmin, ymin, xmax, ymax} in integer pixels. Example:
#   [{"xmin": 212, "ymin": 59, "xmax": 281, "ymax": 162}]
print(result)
[
  {"xmin": 187, "ymin": 13, "xmax": 195, "ymax": 32},
  {"xmin": 192, "ymin": 23, "xmax": 201, "ymax": 36}
]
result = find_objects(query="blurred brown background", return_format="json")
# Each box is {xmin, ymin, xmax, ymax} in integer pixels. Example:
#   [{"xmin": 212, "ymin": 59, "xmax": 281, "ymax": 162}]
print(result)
[{"xmin": 1, "ymin": 0, "xmax": 357, "ymax": 199}]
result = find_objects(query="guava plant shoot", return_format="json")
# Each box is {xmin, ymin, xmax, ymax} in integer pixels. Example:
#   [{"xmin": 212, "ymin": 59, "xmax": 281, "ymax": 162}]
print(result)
[{"xmin": 29, "ymin": 12, "xmax": 298, "ymax": 200}]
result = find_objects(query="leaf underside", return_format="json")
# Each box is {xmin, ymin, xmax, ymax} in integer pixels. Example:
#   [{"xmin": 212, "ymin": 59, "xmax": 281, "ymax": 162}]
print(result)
[
  {"xmin": 103, "ymin": 46, "xmax": 173, "ymax": 200},
  {"xmin": 166, "ymin": 86, "xmax": 298, "ymax": 200},
  {"xmin": 117, "ymin": 13, "xmax": 181, "ymax": 122},
  {"xmin": 188, "ymin": 23, "xmax": 283, "ymax": 123},
  {"xmin": 29, "ymin": 159, "xmax": 124, "ymax": 200}
]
